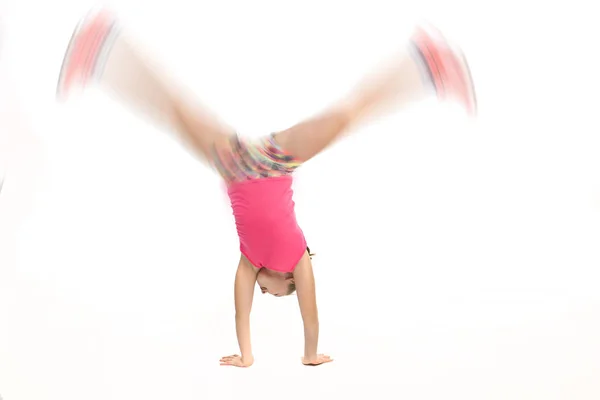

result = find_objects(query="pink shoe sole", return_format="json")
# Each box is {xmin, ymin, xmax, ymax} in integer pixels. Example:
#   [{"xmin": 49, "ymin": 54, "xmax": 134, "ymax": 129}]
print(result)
[
  {"xmin": 56, "ymin": 9, "xmax": 120, "ymax": 101},
  {"xmin": 411, "ymin": 24, "xmax": 478, "ymax": 117}
]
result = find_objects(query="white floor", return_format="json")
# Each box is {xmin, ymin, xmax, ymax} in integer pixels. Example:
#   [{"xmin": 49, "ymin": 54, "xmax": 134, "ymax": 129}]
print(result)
[{"xmin": 2, "ymin": 1, "xmax": 600, "ymax": 399}]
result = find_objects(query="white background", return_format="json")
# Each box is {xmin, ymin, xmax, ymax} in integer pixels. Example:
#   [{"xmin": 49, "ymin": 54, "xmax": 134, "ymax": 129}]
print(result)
[{"xmin": 1, "ymin": 0, "xmax": 600, "ymax": 399}]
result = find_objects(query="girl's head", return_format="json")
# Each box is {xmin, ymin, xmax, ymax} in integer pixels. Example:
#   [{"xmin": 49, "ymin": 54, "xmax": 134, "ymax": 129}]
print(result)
[{"xmin": 257, "ymin": 247, "xmax": 314, "ymax": 297}]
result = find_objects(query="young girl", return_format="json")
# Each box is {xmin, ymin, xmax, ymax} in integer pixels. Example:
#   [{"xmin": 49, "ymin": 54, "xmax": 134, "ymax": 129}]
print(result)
[{"xmin": 56, "ymin": 9, "xmax": 477, "ymax": 367}]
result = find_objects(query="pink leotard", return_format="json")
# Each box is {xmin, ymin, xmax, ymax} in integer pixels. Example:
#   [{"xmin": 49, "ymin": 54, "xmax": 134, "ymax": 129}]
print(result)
[{"xmin": 227, "ymin": 175, "xmax": 307, "ymax": 272}]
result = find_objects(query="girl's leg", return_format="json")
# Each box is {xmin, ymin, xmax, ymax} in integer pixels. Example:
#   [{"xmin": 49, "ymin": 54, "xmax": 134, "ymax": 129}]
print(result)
[
  {"xmin": 273, "ymin": 25, "xmax": 477, "ymax": 163},
  {"xmin": 57, "ymin": 9, "xmax": 234, "ymax": 162},
  {"xmin": 272, "ymin": 50, "xmax": 427, "ymax": 163}
]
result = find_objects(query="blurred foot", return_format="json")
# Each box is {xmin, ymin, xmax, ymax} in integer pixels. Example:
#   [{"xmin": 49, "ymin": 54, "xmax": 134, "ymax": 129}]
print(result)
[
  {"xmin": 56, "ymin": 9, "xmax": 120, "ymax": 101},
  {"xmin": 411, "ymin": 23, "xmax": 478, "ymax": 116}
]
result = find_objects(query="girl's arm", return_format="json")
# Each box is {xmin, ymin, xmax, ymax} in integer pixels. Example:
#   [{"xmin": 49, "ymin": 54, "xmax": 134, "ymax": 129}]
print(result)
[
  {"xmin": 293, "ymin": 252, "xmax": 332, "ymax": 365},
  {"xmin": 232, "ymin": 256, "xmax": 259, "ymax": 366}
]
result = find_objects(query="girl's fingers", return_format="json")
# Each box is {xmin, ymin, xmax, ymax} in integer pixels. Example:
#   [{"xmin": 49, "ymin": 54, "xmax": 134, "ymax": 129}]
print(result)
[
  {"xmin": 220, "ymin": 361, "xmax": 244, "ymax": 367},
  {"xmin": 304, "ymin": 355, "xmax": 333, "ymax": 365},
  {"xmin": 220, "ymin": 354, "xmax": 244, "ymax": 366}
]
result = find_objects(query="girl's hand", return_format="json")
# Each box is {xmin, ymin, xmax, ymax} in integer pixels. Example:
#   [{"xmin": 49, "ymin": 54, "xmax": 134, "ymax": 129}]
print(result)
[
  {"xmin": 302, "ymin": 354, "xmax": 333, "ymax": 366},
  {"xmin": 220, "ymin": 354, "xmax": 253, "ymax": 367}
]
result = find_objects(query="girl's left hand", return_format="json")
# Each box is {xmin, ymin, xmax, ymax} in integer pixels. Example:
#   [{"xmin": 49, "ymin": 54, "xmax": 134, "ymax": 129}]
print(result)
[{"xmin": 302, "ymin": 354, "xmax": 333, "ymax": 366}]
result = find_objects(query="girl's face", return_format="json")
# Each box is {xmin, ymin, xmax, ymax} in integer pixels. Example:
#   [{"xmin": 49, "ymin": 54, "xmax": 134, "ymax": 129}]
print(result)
[{"xmin": 256, "ymin": 269, "xmax": 294, "ymax": 297}]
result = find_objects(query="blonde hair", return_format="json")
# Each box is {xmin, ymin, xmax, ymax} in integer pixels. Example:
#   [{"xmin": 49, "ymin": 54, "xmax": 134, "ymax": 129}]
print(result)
[{"xmin": 286, "ymin": 246, "xmax": 315, "ymax": 295}]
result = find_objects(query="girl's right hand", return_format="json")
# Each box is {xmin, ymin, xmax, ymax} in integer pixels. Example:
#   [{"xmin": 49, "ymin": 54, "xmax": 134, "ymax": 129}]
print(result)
[{"xmin": 219, "ymin": 354, "xmax": 254, "ymax": 367}]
